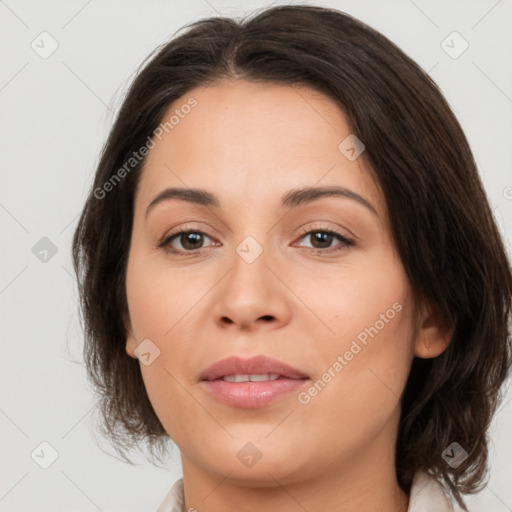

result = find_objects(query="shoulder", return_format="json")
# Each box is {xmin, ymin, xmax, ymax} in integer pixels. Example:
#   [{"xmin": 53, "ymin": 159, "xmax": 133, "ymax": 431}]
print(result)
[
  {"xmin": 156, "ymin": 477, "xmax": 184, "ymax": 512},
  {"xmin": 408, "ymin": 470, "xmax": 466, "ymax": 512}
]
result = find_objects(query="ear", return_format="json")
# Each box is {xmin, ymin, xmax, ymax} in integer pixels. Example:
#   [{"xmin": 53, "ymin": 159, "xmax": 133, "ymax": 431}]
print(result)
[
  {"xmin": 414, "ymin": 300, "xmax": 454, "ymax": 359},
  {"xmin": 123, "ymin": 311, "xmax": 138, "ymax": 359}
]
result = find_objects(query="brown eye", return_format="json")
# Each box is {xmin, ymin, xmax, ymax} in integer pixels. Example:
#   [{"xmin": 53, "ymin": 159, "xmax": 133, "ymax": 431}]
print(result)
[
  {"xmin": 308, "ymin": 231, "xmax": 335, "ymax": 249},
  {"xmin": 160, "ymin": 230, "xmax": 214, "ymax": 253},
  {"xmin": 177, "ymin": 232, "xmax": 205, "ymax": 250},
  {"xmin": 297, "ymin": 229, "xmax": 354, "ymax": 252}
]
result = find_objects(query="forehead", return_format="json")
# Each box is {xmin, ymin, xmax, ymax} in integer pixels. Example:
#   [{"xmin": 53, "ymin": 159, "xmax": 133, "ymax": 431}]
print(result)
[{"xmin": 135, "ymin": 80, "xmax": 384, "ymax": 216}]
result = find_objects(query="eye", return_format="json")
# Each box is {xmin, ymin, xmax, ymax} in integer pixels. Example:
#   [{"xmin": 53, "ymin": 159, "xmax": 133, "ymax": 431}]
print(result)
[
  {"xmin": 159, "ymin": 229, "xmax": 215, "ymax": 254},
  {"xmin": 158, "ymin": 225, "xmax": 354, "ymax": 256},
  {"xmin": 295, "ymin": 226, "xmax": 354, "ymax": 253}
]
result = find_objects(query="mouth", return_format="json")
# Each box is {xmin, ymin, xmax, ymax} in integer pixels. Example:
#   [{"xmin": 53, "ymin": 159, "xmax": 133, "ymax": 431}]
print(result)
[
  {"xmin": 199, "ymin": 354, "xmax": 309, "ymax": 382},
  {"xmin": 210, "ymin": 373, "xmax": 292, "ymax": 382},
  {"xmin": 199, "ymin": 355, "xmax": 310, "ymax": 408}
]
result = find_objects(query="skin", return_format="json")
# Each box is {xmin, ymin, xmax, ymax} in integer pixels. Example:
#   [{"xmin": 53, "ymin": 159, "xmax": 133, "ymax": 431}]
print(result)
[{"xmin": 124, "ymin": 80, "xmax": 451, "ymax": 512}]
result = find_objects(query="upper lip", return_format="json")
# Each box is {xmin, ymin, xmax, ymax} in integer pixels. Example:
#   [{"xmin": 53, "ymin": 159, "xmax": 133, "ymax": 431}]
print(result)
[{"xmin": 199, "ymin": 355, "xmax": 309, "ymax": 381}]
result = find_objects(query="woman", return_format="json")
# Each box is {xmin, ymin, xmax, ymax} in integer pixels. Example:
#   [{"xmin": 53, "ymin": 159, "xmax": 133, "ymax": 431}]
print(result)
[{"xmin": 72, "ymin": 5, "xmax": 512, "ymax": 511}]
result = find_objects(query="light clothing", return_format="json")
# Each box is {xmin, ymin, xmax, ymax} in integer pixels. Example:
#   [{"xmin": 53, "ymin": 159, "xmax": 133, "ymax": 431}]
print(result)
[
  {"xmin": 407, "ymin": 471, "xmax": 465, "ymax": 511},
  {"xmin": 156, "ymin": 470, "xmax": 464, "ymax": 512}
]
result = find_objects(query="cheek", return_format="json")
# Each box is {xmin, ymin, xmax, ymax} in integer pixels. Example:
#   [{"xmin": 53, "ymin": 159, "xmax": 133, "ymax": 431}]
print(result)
[
  {"xmin": 125, "ymin": 252, "xmax": 209, "ymax": 439},
  {"xmin": 295, "ymin": 250, "xmax": 415, "ymax": 422},
  {"xmin": 125, "ymin": 249, "xmax": 199, "ymax": 341},
  {"xmin": 294, "ymin": 248, "xmax": 412, "ymax": 349}
]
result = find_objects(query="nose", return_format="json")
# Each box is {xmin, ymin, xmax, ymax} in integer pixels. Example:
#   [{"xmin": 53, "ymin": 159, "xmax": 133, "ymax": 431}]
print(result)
[{"xmin": 211, "ymin": 242, "xmax": 292, "ymax": 332}]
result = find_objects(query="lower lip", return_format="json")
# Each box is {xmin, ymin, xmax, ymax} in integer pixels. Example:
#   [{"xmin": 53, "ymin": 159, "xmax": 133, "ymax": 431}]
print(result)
[{"xmin": 200, "ymin": 378, "xmax": 309, "ymax": 408}]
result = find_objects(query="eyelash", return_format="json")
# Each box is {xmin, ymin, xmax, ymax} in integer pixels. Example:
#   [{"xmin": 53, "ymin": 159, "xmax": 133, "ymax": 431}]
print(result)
[{"xmin": 158, "ymin": 225, "xmax": 354, "ymax": 256}]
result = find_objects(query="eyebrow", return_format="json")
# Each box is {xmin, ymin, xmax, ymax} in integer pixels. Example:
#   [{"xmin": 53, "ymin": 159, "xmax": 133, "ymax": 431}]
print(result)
[{"xmin": 145, "ymin": 185, "xmax": 378, "ymax": 218}]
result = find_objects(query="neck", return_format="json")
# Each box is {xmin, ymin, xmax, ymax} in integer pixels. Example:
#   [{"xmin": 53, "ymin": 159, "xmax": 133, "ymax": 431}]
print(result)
[{"xmin": 179, "ymin": 410, "xmax": 409, "ymax": 512}]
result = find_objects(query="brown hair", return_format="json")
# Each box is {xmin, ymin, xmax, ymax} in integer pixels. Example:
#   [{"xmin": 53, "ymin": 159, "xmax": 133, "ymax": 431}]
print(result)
[{"xmin": 72, "ymin": 5, "xmax": 512, "ymax": 509}]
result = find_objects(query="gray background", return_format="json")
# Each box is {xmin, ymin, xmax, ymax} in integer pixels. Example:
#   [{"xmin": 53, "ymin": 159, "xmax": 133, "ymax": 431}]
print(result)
[{"xmin": 1, "ymin": 0, "xmax": 511, "ymax": 510}]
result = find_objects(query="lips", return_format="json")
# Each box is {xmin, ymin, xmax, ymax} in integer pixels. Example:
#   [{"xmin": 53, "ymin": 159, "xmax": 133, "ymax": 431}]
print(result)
[
  {"xmin": 199, "ymin": 355, "xmax": 309, "ymax": 381},
  {"xmin": 199, "ymin": 355, "xmax": 310, "ymax": 408}
]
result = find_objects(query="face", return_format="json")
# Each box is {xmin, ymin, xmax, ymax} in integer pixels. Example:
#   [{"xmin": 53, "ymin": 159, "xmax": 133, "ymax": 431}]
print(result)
[{"xmin": 124, "ymin": 80, "xmax": 444, "ymax": 487}]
